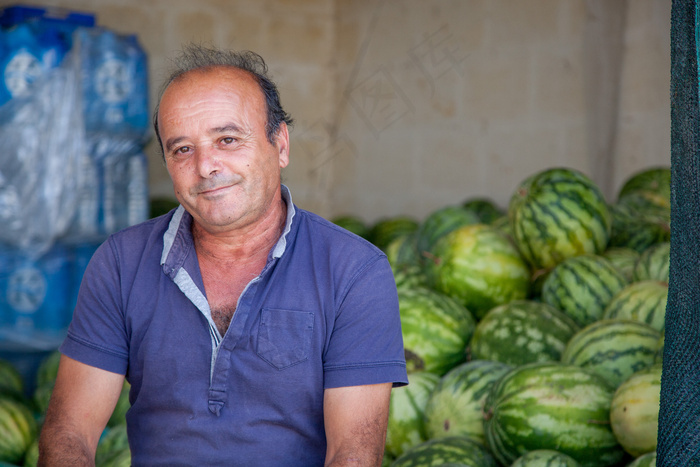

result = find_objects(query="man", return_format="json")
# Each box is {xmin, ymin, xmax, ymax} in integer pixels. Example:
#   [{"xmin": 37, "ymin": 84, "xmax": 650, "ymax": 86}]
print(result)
[{"xmin": 38, "ymin": 46, "xmax": 407, "ymax": 466}]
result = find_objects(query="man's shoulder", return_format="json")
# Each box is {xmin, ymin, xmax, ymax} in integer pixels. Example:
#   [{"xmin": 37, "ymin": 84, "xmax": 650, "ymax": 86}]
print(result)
[
  {"xmin": 105, "ymin": 210, "xmax": 174, "ymax": 255},
  {"xmin": 293, "ymin": 207, "xmax": 382, "ymax": 255}
]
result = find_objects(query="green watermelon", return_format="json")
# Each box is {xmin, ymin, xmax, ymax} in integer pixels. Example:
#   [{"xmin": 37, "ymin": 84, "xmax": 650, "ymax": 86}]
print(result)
[
  {"xmin": 468, "ymin": 300, "xmax": 579, "ymax": 366},
  {"xmin": 483, "ymin": 362, "xmax": 624, "ymax": 467},
  {"xmin": 603, "ymin": 247, "xmax": 640, "ymax": 283},
  {"xmin": 108, "ymin": 380, "xmax": 131, "ymax": 427},
  {"xmin": 398, "ymin": 287, "xmax": 476, "ymax": 375},
  {"xmin": 96, "ymin": 424, "xmax": 130, "ymax": 465},
  {"xmin": 617, "ymin": 167, "xmax": 671, "ymax": 211},
  {"xmin": 32, "ymin": 350, "xmax": 63, "ymax": 416},
  {"xmin": 508, "ymin": 167, "xmax": 611, "ymax": 271},
  {"xmin": 22, "ymin": 438, "xmax": 38, "ymax": 467},
  {"xmin": 330, "ymin": 214, "xmax": 370, "ymax": 239},
  {"xmin": 603, "ymin": 281, "xmax": 668, "ymax": 332},
  {"xmin": 99, "ymin": 448, "xmax": 132, "ymax": 467},
  {"xmin": 610, "ymin": 365, "xmax": 662, "ymax": 458},
  {"xmin": 511, "ymin": 449, "xmax": 582, "ymax": 466},
  {"xmin": 541, "ymin": 254, "xmax": 628, "ymax": 327},
  {"xmin": 385, "ymin": 372, "xmax": 441, "ymax": 458},
  {"xmin": 368, "ymin": 216, "xmax": 420, "ymax": 252},
  {"xmin": 35, "ymin": 350, "xmax": 61, "ymax": 388},
  {"xmin": 390, "ymin": 436, "xmax": 498, "ymax": 467},
  {"xmin": 0, "ymin": 359, "xmax": 23, "ymax": 400},
  {"xmin": 425, "ymin": 224, "xmax": 530, "ymax": 319},
  {"xmin": 627, "ymin": 451, "xmax": 656, "ymax": 467},
  {"xmin": 654, "ymin": 331, "xmax": 664, "ymax": 365},
  {"xmin": 462, "ymin": 197, "xmax": 505, "ymax": 225},
  {"xmin": 423, "ymin": 360, "xmax": 511, "ymax": 445},
  {"xmin": 489, "ymin": 215, "xmax": 513, "ymax": 241},
  {"xmin": 561, "ymin": 319, "xmax": 661, "ymax": 389},
  {"xmin": 632, "ymin": 242, "xmax": 669, "ymax": 283},
  {"xmin": 608, "ymin": 201, "xmax": 670, "ymax": 253},
  {"xmin": 392, "ymin": 264, "xmax": 430, "ymax": 290},
  {"xmin": 416, "ymin": 205, "xmax": 480, "ymax": 260},
  {"xmin": 386, "ymin": 233, "xmax": 421, "ymax": 269},
  {"xmin": 0, "ymin": 397, "xmax": 38, "ymax": 464}
]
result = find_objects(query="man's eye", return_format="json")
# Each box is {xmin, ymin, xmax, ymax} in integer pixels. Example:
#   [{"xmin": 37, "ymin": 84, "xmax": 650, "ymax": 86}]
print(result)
[
  {"xmin": 221, "ymin": 137, "xmax": 235, "ymax": 144},
  {"xmin": 175, "ymin": 146, "xmax": 190, "ymax": 154}
]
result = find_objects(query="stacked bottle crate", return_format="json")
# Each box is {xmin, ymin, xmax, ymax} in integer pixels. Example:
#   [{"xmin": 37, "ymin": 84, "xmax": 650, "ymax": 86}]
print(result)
[{"xmin": 0, "ymin": 5, "xmax": 149, "ymax": 384}]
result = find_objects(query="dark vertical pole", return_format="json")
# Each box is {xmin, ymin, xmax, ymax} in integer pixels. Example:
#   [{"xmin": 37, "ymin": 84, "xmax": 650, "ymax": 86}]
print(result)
[{"xmin": 658, "ymin": 0, "xmax": 700, "ymax": 465}]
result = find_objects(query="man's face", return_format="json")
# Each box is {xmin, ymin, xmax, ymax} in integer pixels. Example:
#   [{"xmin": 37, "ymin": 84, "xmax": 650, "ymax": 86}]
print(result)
[{"xmin": 158, "ymin": 67, "xmax": 289, "ymax": 234}]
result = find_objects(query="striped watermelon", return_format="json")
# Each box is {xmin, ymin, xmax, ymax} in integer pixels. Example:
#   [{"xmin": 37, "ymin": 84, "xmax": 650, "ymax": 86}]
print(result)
[
  {"xmin": 35, "ymin": 350, "xmax": 61, "ymax": 389},
  {"xmin": 610, "ymin": 365, "xmax": 662, "ymax": 457},
  {"xmin": 511, "ymin": 450, "xmax": 582, "ymax": 466},
  {"xmin": 386, "ymin": 233, "xmax": 421, "ymax": 269},
  {"xmin": 108, "ymin": 381, "xmax": 131, "ymax": 427},
  {"xmin": 392, "ymin": 264, "xmax": 429, "ymax": 290},
  {"xmin": 0, "ymin": 359, "xmax": 23, "ymax": 400},
  {"xmin": 425, "ymin": 224, "xmax": 530, "ymax": 320},
  {"xmin": 462, "ymin": 197, "xmax": 505, "ymax": 225},
  {"xmin": 368, "ymin": 216, "xmax": 420, "ymax": 252},
  {"xmin": 385, "ymin": 372, "xmax": 441, "ymax": 458},
  {"xmin": 398, "ymin": 287, "xmax": 476, "ymax": 375},
  {"xmin": 423, "ymin": 360, "xmax": 512, "ymax": 444},
  {"xmin": 0, "ymin": 397, "xmax": 38, "ymax": 464},
  {"xmin": 603, "ymin": 281, "xmax": 668, "ymax": 332},
  {"xmin": 468, "ymin": 300, "xmax": 579, "ymax": 366},
  {"xmin": 390, "ymin": 436, "xmax": 498, "ymax": 467},
  {"xmin": 561, "ymin": 319, "xmax": 661, "ymax": 388},
  {"xmin": 632, "ymin": 242, "xmax": 669, "ymax": 283},
  {"xmin": 603, "ymin": 247, "xmax": 640, "ymax": 283},
  {"xmin": 654, "ymin": 331, "xmax": 664, "ymax": 365},
  {"xmin": 608, "ymin": 201, "xmax": 670, "ymax": 253},
  {"xmin": 99, "ymin": 448, "xmax": 132, "ymax": 467},
  {"xmin": 415, "ymin": 205, "xmax": 480, "ymax": 259},
  {"xmin": 627, "ymin": 451, "xmax": 657, "ymax": 467},
  {"xmin": 541, "ymin": 254, "xmax": 628, "ymax": 327},
  {"xmin": 483, "ymin": 362, "xmax": 624, "ymax": 467},
  {"xmin": 96, "ymin": 424, "xmax": 130, "ymax": 466},
  {"xmin": 508, "ymin": 167, "xmax": 611, "ymax": 271},
  {"xmin": 23, "ymin": 437, "xmax": 38, "ymax": 467},
  {"xmin": 490, "ymin": 215, "xmax": 513, "ymax": 241},
  {"xmin": 330, "ymin": 214, "xmax": 369, "ymax": 239},
  {"xmin": 617, "ymin": 167, "xmax": 671, "ymax": 211}
]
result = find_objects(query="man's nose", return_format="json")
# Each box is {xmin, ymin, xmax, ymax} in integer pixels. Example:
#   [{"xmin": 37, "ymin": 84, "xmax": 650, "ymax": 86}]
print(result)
[{"xmin": 195, "ymin": 145, "xmax": 221, "ymax": 178}]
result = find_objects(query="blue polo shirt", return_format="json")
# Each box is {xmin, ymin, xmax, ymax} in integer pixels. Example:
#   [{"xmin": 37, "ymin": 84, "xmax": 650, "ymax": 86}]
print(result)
[{"xmin": 60, "ymin": 187, "xmax": 407, "ymax": 466}]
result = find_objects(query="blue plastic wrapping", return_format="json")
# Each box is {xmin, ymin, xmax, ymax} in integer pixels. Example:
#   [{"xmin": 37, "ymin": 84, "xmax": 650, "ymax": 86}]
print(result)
[
  {"xmin": 0, "ymin": 41, "xmax": 83, "ymax": 254},
  {"xmin": 76, "ymin": 27, "xmax": 149, "ymax": 141},
  {"xmin": 0, "ymin": 9, "xmax": 150, "ymax": 352},
  {"xmin": 65, "ymin": 137, "xmax": 149, "ymax": 239},
  {"xmin": 0, "ymin": 22, "xmax": 67, "ymax": 106}
]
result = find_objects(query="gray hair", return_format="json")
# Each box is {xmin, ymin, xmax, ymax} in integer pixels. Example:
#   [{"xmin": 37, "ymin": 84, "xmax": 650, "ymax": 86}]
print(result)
[{"xmin": 153, "ymin": 45, "xmax": 293, "ymax": 157}]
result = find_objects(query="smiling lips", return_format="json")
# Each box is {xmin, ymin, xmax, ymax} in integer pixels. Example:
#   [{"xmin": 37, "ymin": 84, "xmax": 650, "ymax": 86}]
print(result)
[{"xmin": 195, "ymin": 177, "xmax": 240, "ymax": 197}]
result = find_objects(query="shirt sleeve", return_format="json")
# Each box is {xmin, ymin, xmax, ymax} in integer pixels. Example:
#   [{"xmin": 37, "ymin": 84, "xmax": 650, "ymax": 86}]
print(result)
[
  {"xmin": 322, "ymin": 254, "xmax": 408, "ymax": 389},
  {"xmin": 60, "ymin": 238, "xmax": 129, "ymax": 375}
]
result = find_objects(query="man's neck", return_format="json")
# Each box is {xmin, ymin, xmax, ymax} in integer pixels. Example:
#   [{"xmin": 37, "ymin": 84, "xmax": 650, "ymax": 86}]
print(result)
[{"xmin": 192, "ymin": 197, "xmax": 287, "ymax": 265}]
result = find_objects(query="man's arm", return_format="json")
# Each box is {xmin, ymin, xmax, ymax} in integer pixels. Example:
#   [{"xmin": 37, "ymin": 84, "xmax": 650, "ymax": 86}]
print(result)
[
  {"xmin": 38, "ymin": 355, "xmax": 125, "ymax": 467},
  {"xmin": 323, "ymin": 382, "xmax": 393, "ymax": 467}
]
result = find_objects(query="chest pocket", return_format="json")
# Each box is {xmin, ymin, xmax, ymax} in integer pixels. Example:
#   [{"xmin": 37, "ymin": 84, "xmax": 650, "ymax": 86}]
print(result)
[{"xmin": 256, "ymin": 308, "xmax": 314, "ymax": 369}]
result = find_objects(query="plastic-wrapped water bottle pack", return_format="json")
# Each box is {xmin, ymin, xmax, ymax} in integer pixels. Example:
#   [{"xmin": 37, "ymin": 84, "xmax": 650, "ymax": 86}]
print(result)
[{"xmin": 0, "ymin": 5, "xmax": 150, "ymax": 349}]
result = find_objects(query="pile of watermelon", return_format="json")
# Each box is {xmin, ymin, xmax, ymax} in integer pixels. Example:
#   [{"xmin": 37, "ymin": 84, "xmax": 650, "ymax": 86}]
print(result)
[
  {"xmin": 334, "ymin": 166, "xmax": 669, "ymax": 467},
  {"xmin": 0, "ymin": 351, "xmax": 130, "ymax": 466}
]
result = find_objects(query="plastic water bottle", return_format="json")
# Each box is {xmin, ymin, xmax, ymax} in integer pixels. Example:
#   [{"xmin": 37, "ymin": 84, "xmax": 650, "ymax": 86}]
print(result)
[
  {"xmin": 0, "ymin": 22, "xmax": 66, "ymax": 106},
  {"xmin": 76, "ymin": 27, "xmax": 149, "ymax": 140},
  {"xmin": 100, "ymin": 149, "xmax": 148, "ymax": 234}
]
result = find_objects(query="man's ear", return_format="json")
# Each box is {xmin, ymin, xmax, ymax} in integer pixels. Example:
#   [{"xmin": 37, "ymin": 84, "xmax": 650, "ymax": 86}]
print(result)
[{"xmin": 275, "ymin": 122, "xmax": 290, "ymax": 169}]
